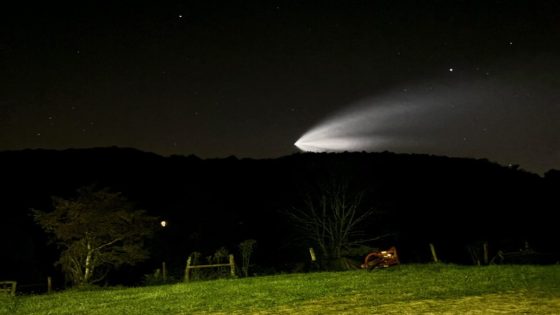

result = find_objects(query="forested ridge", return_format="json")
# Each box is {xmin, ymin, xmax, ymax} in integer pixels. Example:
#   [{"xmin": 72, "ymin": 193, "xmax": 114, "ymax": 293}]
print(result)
[{"xmin": 1, "ymin": 148, "xmax": 558, "ymax": 285}]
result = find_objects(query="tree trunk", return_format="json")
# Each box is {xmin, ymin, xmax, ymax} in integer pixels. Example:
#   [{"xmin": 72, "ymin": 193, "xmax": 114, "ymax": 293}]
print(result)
[{"xmin": 84, "ymin": 242, "xmax": 93, "ymax": 284}]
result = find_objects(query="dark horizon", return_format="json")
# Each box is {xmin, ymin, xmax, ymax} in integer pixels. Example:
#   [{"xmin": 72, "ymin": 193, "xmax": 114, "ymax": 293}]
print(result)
[
  {"xmin": 1, "ymin": 146, "xmax": 559, "ymax": 287},
  {"xmin": 1, "ymin": 145, "xmax": 556, "ymax": 176}
]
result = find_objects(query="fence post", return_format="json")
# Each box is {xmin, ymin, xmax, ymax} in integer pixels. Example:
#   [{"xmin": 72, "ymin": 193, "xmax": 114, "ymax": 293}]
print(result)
[
  {"xmin": 11, "ymin": 282, "xmax": 16, "ymax": 296},
  {"xmin": 309, "ymin": 247, "xmax": 317, "ymax": 262},
  {"xmin": 47, "ymin": 276, "xmax": 52, "ymax": 294},
  {"xmin": 229, "ymin": 254, "xmax": 236, "ymax": 277},
  {"xmin": 184, "ymin": 256, "xmax": 192, "ymax": 282},
  {"xmin": 162, "ymin": 262, "xmax": 167, "ymax": 282},
  {"xmin": 429, "ymin": 243, "xmax": 439, "ymax": 263}
]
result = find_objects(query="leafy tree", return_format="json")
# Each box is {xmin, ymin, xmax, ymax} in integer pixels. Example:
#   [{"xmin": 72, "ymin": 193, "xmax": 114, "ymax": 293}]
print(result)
[
  {"xmin": 33, "ymin": 186, "xmax": 157, "ymax": 286},
  {"xmin": 288, "ymin": 181, "xmax": 375, "ymax": 264}
]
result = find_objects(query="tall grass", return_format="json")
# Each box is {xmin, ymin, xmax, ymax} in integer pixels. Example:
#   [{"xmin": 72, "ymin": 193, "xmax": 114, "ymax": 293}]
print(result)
[{"xmin": 2, "ymin": 264, "xmax": 559, "ymax": 314}]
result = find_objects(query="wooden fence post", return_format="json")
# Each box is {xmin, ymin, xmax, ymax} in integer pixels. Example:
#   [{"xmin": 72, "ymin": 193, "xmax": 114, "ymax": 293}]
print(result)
[
  {"xmin": 47, "ymin": 276, "xmax": 52, "ymax": 294},
  {"xmin": 309, "ymin": 247, "xmax": 317, "ymax": 262},
  {"xmin": 429, "ymin": 243, "xmax": 439, "ymax": 263},
  {"xmin": 184, "ymin": 256, "xmax": 192, "ymax": 282},
  {"xmin": 229, "ymin": 254, "xmax": 236, "ymax": 277},
  {"xmin": 162, "ymin": 262, "xmax": 167, "ymax": 282}
]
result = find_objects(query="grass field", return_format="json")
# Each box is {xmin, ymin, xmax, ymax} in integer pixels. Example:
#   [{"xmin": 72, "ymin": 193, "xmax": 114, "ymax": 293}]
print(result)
[{"xmin": 2, "ymin": 264, "xmax": 559, "ymax": 314}]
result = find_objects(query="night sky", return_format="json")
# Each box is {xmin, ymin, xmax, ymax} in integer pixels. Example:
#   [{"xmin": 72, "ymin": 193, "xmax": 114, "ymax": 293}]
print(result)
[{"xmin": 2, "ymin": 1, "xmax": 559, "ymax": 173}]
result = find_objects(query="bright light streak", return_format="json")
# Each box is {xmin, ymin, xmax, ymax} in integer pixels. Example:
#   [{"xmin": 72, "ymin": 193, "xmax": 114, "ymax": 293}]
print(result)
[
  {"xmin": 293, "ymin": 80, "xmax": 499, "ymax": 153},
  {"xmin": 294, "ymin": 99, "xmax": 420, "ymax": 153},
  {"xmin": 293, "ymin": 72, "xmax": 559, "ymax": 174},
  {"xmin": 295, "ymin": 136, "xmax": 385, "ymax": 152}
]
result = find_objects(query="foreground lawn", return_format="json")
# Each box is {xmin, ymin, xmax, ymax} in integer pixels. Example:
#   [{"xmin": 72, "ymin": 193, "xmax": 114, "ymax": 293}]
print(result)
[{"xmin": 2, "ymin": 264, "xmax": 559, "ymax": 314}]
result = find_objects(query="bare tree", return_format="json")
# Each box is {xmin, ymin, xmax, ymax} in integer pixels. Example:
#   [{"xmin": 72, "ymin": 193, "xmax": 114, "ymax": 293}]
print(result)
[
  {"xmin": 33, "ymin": 186, "xmax": 157, "ymax": 286},
  {"xmin": 239, "ymin": 239, "xmax": 257, "ymax": 277},
  {"xmin": 288, "ymin": 181, "xmax": 375, "ymax": 262}
]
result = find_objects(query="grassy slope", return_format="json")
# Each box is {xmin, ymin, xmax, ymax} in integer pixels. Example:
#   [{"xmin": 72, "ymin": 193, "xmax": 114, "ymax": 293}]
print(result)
[{"xmin": 2, "ymin": 264, "xmax": 560, "ymax": 314}]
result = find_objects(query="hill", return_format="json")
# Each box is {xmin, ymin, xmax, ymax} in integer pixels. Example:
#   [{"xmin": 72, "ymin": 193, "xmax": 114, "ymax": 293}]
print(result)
[
  {"xmin": 2, "ymin": 265, "xmax": 559, "ymax": 314},
  {"xmin": 1, "ymin": 148, "xmax": 559, "ymax": 285}
]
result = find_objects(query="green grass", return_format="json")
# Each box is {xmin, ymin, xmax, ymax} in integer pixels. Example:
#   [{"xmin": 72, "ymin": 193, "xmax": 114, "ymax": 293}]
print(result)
[{"xmin": 2, "ymin": 264, "xmax": 560, "ymax": 314}]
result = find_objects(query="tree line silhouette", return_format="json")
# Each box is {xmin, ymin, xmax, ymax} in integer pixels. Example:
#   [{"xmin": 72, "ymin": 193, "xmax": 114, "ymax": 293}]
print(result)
[{"xmin": 1, "ymin": 147, "xmax": 558, "ymax": 286}]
